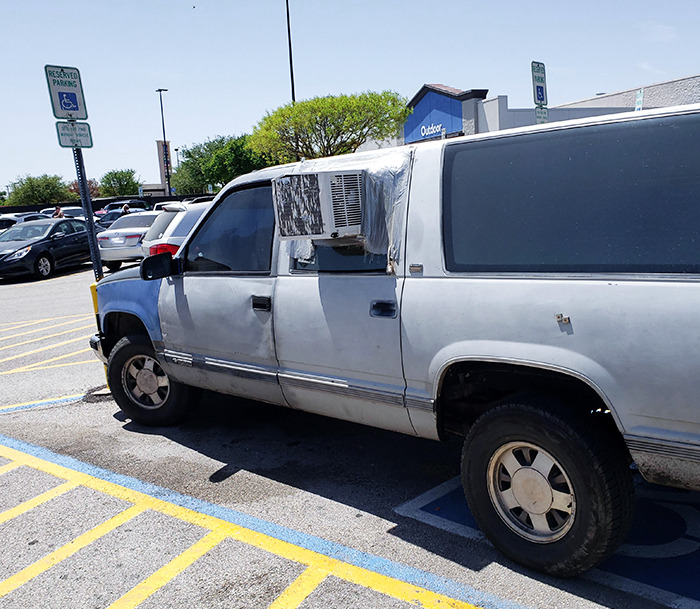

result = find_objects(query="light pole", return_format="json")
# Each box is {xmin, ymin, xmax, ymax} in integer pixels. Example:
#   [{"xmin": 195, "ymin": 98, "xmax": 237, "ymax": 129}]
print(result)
[
  {"xmin": 174, "ymin": 147, "xmax": 180, "ymax": 168},
  {"xmin": 156, "ymin": 88, "xmax": 171, "ymax": 196},
  {"xmin": 285, "ymin": 0, "xmax": 296, "ymax": 103}
]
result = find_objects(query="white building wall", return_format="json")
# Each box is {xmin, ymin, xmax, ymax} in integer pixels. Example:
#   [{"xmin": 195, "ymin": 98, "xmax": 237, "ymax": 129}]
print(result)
[{"xmin": 556, "ymin": 74, "xmax": 700, "ymax": 110}]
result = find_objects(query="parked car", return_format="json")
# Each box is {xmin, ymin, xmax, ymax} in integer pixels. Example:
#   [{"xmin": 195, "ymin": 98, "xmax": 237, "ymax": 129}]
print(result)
[
  {"xmin": 40, "ymin": 206, "xmax": 89, "ymax": 220},
  {"xmin": 94, "ymin": 209, "xmax": 124, "ymax": 233},
  {"xmin": 97, "ymin": 211, "xmax": 161, "ymax": 271},
  {"xmin": 0, "ymin": 218, "xmax": 90, "ymax": 279},
  {"xmin": 0, "ymin": 212, "xmax": 52, "ymax": 232},
  {"xmin": 141, "ymin": 202, "xmax": 209, "ymax": 257},
  {"xmin": 95, "ymin": 200, "xmax": 150, "ymax": 216}
]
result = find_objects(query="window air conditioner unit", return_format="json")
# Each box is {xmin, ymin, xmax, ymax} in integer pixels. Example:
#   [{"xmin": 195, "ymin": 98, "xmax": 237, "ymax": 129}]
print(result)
[{"xmin": 272, "ymin": 171, "xmax": 365, "ymax": 240}]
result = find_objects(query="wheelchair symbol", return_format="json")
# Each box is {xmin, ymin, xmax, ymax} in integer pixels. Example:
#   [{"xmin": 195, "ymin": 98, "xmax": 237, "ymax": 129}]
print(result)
[
  {"xmin": 536, "ymin": 85, "xmax": 546, "ymax": 104},
  {"xmin": 59, "ymin": 92, "xmax": 79, "ymax": 112},
  {"xmin": 617, "ymin": 488, "xmax": 700, "ymax": 559}
]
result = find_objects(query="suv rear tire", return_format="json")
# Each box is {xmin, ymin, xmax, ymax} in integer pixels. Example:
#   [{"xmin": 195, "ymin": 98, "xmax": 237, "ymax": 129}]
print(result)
[{"xmin": 461, "ymin": 397, "xmax": 634, "ymax": 577}]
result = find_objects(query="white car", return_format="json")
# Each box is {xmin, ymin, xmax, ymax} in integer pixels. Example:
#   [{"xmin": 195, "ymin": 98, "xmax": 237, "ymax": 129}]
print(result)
[
  {"xmin": 97, "ymin": 211, "xmax": 161, "ymax": 271},
  {"xmin": 141, "ymin": 202, "xmax": 209, "ymax": 257}
]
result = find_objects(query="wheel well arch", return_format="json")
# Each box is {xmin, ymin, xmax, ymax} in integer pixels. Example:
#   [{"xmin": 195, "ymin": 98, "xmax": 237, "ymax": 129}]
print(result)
[
  {"xmin": 34, "ymin": 251, "xmax": 53, "ymax": 265},
  {"xmin": 435, "ymin": 360, "xmax": 620, "ymax": 439},
  {"xmin": 101, "ymin": 312, "xmax": 150, "ymax": 360}
]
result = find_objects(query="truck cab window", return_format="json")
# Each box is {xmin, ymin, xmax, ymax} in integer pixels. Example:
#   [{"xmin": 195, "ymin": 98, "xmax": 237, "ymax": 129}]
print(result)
[
  {"xmin": 185, "ymin": 185, "xmax": 274, "ymax": 273},
  {"xmin": 292, "ymin": 244, "xmax": 387, "ymax": 272}
]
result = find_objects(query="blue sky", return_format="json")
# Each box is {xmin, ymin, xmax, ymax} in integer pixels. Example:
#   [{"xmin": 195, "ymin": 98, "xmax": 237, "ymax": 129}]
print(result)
[{"xmin": 3, "ymin": 0, "xmax": 699, "ymax": 190}]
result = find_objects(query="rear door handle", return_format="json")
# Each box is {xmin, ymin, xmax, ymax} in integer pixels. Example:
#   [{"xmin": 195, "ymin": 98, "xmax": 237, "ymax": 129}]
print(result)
[
  {"xmin": 252, "ymin": 296, "xmax": 272, "ymax": 312},
  {"xmin": 370, "ymin": 300, "xmax": 397, "ymax": 319}
]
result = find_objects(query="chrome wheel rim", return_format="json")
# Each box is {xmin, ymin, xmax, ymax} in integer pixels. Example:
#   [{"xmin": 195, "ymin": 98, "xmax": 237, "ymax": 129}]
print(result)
[
  {"xmin": 37, "ymin": 257, "xmax": 51, "ymax": 276},
  {"xmin": 487, "ymin": 441, "xmax": 575, "ymax": 543},
  {"xmin": 121, "ymin": 354, "xmax": 170, "ymax": 410}
]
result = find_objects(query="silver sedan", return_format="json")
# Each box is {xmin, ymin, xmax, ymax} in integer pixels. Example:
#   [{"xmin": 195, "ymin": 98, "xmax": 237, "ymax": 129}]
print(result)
[{"xmin": 97, "ymin": 211, "xmax": 161, "ymax": 272}]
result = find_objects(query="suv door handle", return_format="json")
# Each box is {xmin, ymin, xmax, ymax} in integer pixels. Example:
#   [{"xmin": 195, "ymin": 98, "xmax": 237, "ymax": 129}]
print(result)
[
  {"xmin": 252, "ymin": 296, "xmax": 272, "ymax": 312},
  {"xmin": 370, "ymin": 300, "xmax": 397, "ymax": 319}
]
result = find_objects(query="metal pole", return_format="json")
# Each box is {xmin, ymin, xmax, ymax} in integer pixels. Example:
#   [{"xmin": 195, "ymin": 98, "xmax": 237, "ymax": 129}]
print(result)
[
  {"xmin": 72, "ymin": 146, "xmax": 103, "ymax": 281},
  {"xmin": 156, "ymin": 88, "xmax": 171, "ymax": 196},
  {"xmin": 286, "ymin": 0, "xmax": 296, "ymax": 103}
]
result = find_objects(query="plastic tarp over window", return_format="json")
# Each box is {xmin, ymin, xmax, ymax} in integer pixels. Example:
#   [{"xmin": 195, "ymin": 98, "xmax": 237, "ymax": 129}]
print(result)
[{"xmin": 281, "ymin": 147, "xmax": 414, "ymax": 272}]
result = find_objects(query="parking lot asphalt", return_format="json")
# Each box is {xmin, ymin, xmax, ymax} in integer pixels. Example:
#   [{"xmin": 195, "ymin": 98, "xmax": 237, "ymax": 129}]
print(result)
[{"xmin": 0, "ymin": 266, "xmax": 692, "ymax": 609}]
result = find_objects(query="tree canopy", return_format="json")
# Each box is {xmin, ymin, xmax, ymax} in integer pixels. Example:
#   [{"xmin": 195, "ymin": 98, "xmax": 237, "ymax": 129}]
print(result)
[
  {"xmin": 100, "ymin": 169, "xmax": 142, "ymax": 197},
  {"xmin": 249, "ymin": 91, "xmax": 411, "ymax": 163},
  {"xmin": 4, "ymin": 175, "xmax": 77, "ymax": 207},
  {"xmin": 69, "ymin": 178, "xmax": 100, "ymax": 199},
  {"xmin": 171, "ymin": 135, "xmax": 269, "ymax": 194}
]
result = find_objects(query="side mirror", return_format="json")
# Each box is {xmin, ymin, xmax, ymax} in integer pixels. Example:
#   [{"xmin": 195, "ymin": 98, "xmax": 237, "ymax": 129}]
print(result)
[
  {"xmin": 140, "ymin": 252, "xmax": 180, "ymax": 281},
  {"xmin": 51, "ymin": 232, "xmax": 65, "ymax": 240}
]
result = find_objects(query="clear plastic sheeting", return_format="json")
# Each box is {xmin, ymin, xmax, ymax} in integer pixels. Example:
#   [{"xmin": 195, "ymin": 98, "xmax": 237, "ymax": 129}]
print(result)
[{"xmin": 281, "ymin": 147, "xmax": 414, "ymax": 272}]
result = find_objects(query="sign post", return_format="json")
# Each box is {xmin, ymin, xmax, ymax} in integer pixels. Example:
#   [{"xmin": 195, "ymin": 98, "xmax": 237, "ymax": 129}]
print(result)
[
  {"xmin": 531, "ymin": 61, "xmax": 549, "ymax": 124},
  {"xmin": 45, "ymin": 64, "xmax": 102, "ymax": 281}
]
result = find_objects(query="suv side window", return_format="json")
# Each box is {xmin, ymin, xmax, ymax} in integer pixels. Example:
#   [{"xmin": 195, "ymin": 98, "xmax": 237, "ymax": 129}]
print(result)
[
  {"xmin": 184, "ymin": 185, "xmax": 274, "ymax": 273},
  {"xmin": 292, "ymin": 245, "xmax": 387, "ymax": 272},
  {"xmin": 443, "ymin": 113, "xmax": 700, "ymax": 273}
]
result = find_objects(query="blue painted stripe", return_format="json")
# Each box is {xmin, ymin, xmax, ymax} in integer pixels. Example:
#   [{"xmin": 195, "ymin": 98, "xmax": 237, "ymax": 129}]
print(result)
[
  {"xmin": 0, "ymin": 432, "xmax": 531, "ymax": 609},
  {"xmin": 0, "ymin": 395, "xmax": 85, "ymax": 414}
]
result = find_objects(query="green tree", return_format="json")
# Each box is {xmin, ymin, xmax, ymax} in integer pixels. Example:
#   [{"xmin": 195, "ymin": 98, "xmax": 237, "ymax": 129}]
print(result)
[
  {"xmin": 171, "ymin": 136, "xmax": 230, "ymax": 195},
  {"xmin": 249, "ymin": 91, "xmax": 411, "ymax": 164},
  {"xmin": 203, "ymin": 135, "xmax": 269, "ymax": 187},
  {"xmin": 5, "ymin": 174, "xmax": 77, "ymax": 207},
  {"xmin": 171, "ymin": 135, "xmax": 268, "ymax": 194},
  {"xmin": 100, "ymin": 169, "xmax": 142, "ymax": 197}
]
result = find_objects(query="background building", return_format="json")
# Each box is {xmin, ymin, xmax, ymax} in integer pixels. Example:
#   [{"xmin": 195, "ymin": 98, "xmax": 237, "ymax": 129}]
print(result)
[{"xmin": 399, "ymin": 73, "xmax": 700, "ymax": 145}]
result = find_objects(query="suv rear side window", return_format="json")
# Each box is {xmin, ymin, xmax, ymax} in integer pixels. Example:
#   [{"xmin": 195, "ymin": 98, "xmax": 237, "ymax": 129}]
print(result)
[
  {"xmin": 443, "ymin": 113, "xmax": 700, "ymax": 273},
  {"xmin": 184, "ymin": 185, "xmax": 274, "ymax": 273}
]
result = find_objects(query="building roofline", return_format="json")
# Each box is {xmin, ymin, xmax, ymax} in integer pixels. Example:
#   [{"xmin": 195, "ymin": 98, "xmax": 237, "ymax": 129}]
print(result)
[{"xmin": 407, "ymin": 84, "xmax": 489, "ymax": 108}]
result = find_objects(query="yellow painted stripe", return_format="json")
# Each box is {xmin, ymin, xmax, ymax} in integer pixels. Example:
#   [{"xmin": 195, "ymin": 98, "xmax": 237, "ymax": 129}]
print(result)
[
  {"xmin": 0, "ymin": 462, "xmax": 22, "ymax": 475},
  {"xmin": 0, "ymin": 480, "xmax": 80, "ymax": 525},
  {"xmin": 0, "ymin": 394, "xmax": 84, "ymax": 411},
  {"xmin": 0, "ymin": 444, "xmax": 480, "ymax": 609},
  {"xmin": 106, "ymin": 529, "xmax": 229, "ymax": 609},
  {"xmin": 0, "ymin": 335, "xmax": 91, "ymax": 364},
  {"xmin": 0, "ymin": 316, "xmax": 93, "ymax": 342},
  {"xmin": 0, "ymin": 349, "xmax": 94, "ymax": 375},
  {"xmin": 0, "ymin": 315, "xmax": 89, "ymax": 334},
  {"xmin": 0, "ymin": 504, "xmax": 147, "ymax": 598},
  {"xmin": 0, "ymin": 325, "xmax": 95, "ymax": 352},
  {"xmin": 268, "ymin": 567, "xmax": 329, "ymax": 609},
  {"xmin": 2, "ymin": 359, "xmax": 99, "ymax": 375}
]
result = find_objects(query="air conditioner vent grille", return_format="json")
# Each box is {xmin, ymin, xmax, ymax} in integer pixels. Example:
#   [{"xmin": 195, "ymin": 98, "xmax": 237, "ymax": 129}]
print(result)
[{"xmin": 330, "ymin": 173, "xmax": 363, "ymax": 228}]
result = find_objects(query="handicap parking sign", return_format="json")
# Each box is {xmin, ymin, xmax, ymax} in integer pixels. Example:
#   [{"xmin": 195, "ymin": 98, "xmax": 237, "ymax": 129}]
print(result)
[{"xmin": 45, "ymin": 65, "xmax": 87, "ymax": 120}]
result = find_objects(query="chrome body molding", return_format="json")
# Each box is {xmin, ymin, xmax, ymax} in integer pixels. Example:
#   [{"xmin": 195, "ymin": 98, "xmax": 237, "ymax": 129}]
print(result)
[
  {"xmin": 161, "ymin": 349, "xmax": 278, "ymax": 384},
  {"xmin": 404, "ymin": 395, "xmax": 435, "ymax": 412},
  {"xmin": 279, "ymin": 373, "xmax": 405, "ymax": 408},
  {"xmin": 625, "ymin": 435, "xmax": 700, "ymax": 462},
  {"xmin": 625, "ymin": 434, "xmax": 700, "ymax": 491}
]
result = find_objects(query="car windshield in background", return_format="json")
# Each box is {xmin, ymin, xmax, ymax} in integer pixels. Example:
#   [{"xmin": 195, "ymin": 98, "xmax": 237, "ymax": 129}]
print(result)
[
  {"xmin": 0, "ymin": 224, "xmax": 51, "ymax": 242},
  {"xmin": 109, "ymin": 214, "xmax": 159, "ymax": 230}
]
